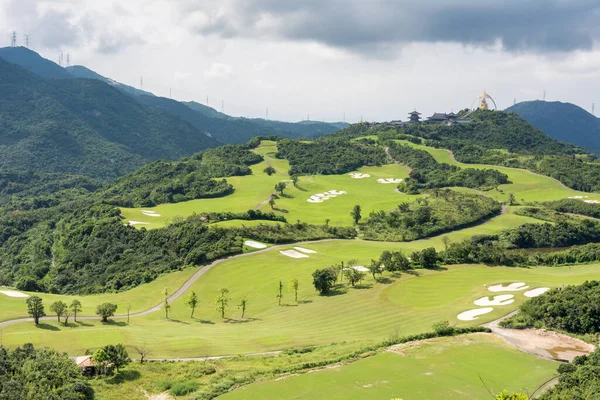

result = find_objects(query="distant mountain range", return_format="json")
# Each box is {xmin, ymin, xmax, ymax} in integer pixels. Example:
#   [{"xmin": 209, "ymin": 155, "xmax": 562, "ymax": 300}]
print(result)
[
  {"xmin": 0, "ymin": 46, "xmax": 348, "ymax": 179},
  {"xmin": 506, "ymin": 100, "xmax": 600, "ymax": 155}
]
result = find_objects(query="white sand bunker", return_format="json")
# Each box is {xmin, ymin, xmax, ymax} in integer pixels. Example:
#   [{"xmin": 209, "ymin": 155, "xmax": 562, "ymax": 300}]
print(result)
[
  {"xmin": 584, "ymin": 200, "xmax": 600, "ymax": 204},
  {"xmin": 377, "ymin": 178, "xmax": 403, "ymax": 184},
  {"xmin": 568, "ymin": 196, "xmax": 588, "ymax": 199},
  {"xmin": 307, "ymin": 190, "xmax": 347, "ymax": 203},
  {"xmin": 474, "ymin": 294, "xmax": 514, "ymax": 306},
  {"xmin": 280, "ymin": 250, "xmax": 309, "ymax": 259},
  {"xmin": 488, "ymin": 282, "xmax": 529, "ymax": 292},
  {"xmin": 457, "ymin": 307, "xmax": 494, "ymax": 321},
  {"xmin": 141, "ymin": 210, "xmax": 161, "ymax": 217},
  {"xmin": 245, "ymin": 240, "xmax": 267, "ymax": 249},
  {"xmin": 294, "ymin": 247, "xmax": 317, "ymax": 254},
  {"xmin": 343, "ymin": 266, "xmax": 369, "ymax": 272},
  {"xmin": 0, "ymin": 290, "xmax": 29, "ymax": 298},
  {"xmin": 349, "ymin": 173, "xmax": 371, "ymax": 179},
  {"xmin": 128, "ymin": 220, "xmax": 150, "ymax": 226},
  {"xmin": 524, "ymin": 287, "xmax": 550, "ymax": 298}
]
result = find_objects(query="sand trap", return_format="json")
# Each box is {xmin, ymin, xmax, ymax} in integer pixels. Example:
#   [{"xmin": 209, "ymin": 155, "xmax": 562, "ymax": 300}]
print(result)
[
  {"xmin": 524, "ymin": 287, "xmax": 551, "ymax": 298},
  {"xmin": 474, "ymin": 294, "xmax": 514, "ymax": 306},
  {"xmin": 128, "ymin": 220, "xmax": 150, "ymax": 225},
  {"xmin": 294, "ymin": 247, "xmax": 317, "ymax": 254},
  {"xmin": 280, "ymin": 250, "xmax": 309, "ymax": 259},
  {"xmin": 0, "ymin": 290, "xmax": 29, "ymax": 298},
  {"xmin": 457, "ymin": 307, "xmax": 494, "ymax": 321},
  {"xmin": 343, "ymin": 266, "xmax": 369, "ymax": 272},
  {"xmin": 245, "ymin": 240, "xmax": 267, "ymax": 249},
  {"xmin": 349, "ymin": 172, "xmax": 371, "ymax": 179},
  {"xmin": 584, "ymin": 200, "xmax": 600, "ymax": 204},
  {"xmin": 141, "ymin": 210, "xmax": 161, "ymax": 217},
  {"xmin": 307, "ymin": 190, "xmax": 347, "ymax": 203},
  {"xmin": 568, "ymin": 196, "xmax": 588, "ymax": 199},
  {"xmin": 488, "ymin": 282, "xmax": 529, "ymax": 292},
  {"xmin": 377, "ymin": 178, "xmax": 403, "ymax": 184}
]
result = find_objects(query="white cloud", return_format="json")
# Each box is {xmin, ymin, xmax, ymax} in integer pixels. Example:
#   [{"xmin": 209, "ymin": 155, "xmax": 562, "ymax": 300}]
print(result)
[{"xmin": 204, "ymin": 63, "xmax": 233, "ymax": 79}]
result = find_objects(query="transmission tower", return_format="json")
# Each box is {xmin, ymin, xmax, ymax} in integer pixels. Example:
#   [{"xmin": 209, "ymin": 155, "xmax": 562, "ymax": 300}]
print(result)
[
  {"xmin": 10, "ymin": 31, "xmax": 17, "ymax": 47},
  {"xmin": 25, "ymin": 34, "xmax": 30, "ymax": 48},
  {"xmin": 140, "ymin": 77, "xmax": 143, "ymax": 90},
  {"xmin": 593, "ymin": 103, "xmax": 596, "ymax": 116},
  {"xmin": 543, "ymin": 90, "xmax": 546, "ymax": 101},
  {"xmin": 66, "ymin": 54, "xmax": 70, "ymax": 67},
  {"xmin": 59, "ymin": 51, "xmax": 64, "ymax": 67},
  {"xmin": 169, "ymin": 88, "xmax": 172, "ymax": 98},
  {"xmin": 221, "ymin": 100, "xmax": 224, "ymax": 113},
  {"xmin": 206, "ymin": 96, "xmax": 209, "ymax": 106}
]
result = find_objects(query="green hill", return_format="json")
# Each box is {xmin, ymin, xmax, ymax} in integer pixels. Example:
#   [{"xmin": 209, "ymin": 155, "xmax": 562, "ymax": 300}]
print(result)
[
  {"xmin": 506, "ymin": 100, "xmax": 600, "ymax": 155},
  {"xmin": 0, "ymin": 46, "xmax": 71, "ymax": 79},
  {"xmin": 66, "ymin": 65, "xmax": 155, "ymax": 98},
  {"xmin": 0, "ymin": 58, "xmax": 220, "ymax": 180}
]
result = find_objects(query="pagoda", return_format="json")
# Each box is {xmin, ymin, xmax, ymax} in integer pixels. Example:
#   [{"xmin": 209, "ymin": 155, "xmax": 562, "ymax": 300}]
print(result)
[{"xmin": 408, "ymin": 110, "xmax": 421, "ymax": 123}]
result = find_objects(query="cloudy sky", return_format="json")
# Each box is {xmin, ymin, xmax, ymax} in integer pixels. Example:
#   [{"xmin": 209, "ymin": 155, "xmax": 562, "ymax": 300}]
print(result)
[{"xmin": 2, "ymin": 0, "xmax": 600, "ymax": 122}]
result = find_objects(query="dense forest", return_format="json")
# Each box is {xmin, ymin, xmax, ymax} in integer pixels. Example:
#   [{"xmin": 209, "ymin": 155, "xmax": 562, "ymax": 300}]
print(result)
[
  {"xmin": 361, "ymin": 190, "xmax": 501, "ymax": 241},
  {"xmin": 276, "ymin": 136, "xmax": 387, "ymax": 175},
  {"xmin": 538, "ymin": 348, "xmax": 600, "ymax": 399},
  {"xmin": 102, "ymin": 145, "xmax": 263, "ymax": 207},
  {"xmin": 386, "ymin": 141, "xmax": 508, "ymax": 193}
]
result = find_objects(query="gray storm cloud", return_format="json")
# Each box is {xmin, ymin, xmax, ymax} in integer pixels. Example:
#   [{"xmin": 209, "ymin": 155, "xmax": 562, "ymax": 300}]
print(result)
[{"xmin": 186, "ymin": 0, "xmax": 600, "ymax": 53}]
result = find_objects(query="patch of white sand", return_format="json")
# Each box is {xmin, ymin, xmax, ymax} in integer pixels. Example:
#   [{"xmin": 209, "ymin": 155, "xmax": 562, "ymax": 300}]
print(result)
[
  {"xmin": 129, "ymin": 221, "xmax": 150, "ymax": 226},
  {"xmin": 488, "ymin": 282, "xmax": 529, "ymax": 292},
  {"xmin": 141, "ymin": 210, "xmax": 161, "ymax": 217},
  {"xmin": 294, "ymin": 247, "xmax": 317, "ymax": 254},
  {"xmin": 524, "ymin": 287, "xmax": 551, "ymax": 298},
  {"xmin": 307, "ymin": 190, "xmax": 347, "ymax": 203},
  {"xmin": 457, "ymin": 307, "xmax": 494, "ymax": 321},
  {"xmin": 474, "ymin": 294, "xmax": 514, "ymax": 306},
  {"xmin": 0, "ymin": 290, "xmax": 29, "ymax": 298},
  {"xmin": 279, "ymin": 250, "xmax": 309, "ymax": 259},
  {"xmin": 244, "ymin": 240, "xmax": 267, "ymax": 249},
  {"xmin": 377, "ymin": 178, "xmax": 403, "ymax": 184},
  {"xmin": 349, "ymin": 172, "xmax": 371, "ymax": 179},
  {"xmin": 568, "ymin": 196, "xmax": 588, "ymax": 199},
  {"xmin": 584, "ymin": 200, "xmax": 600, "ymax": 204},
  {"xmin": 343, "ymin": 266, "xmax": 369, "ymax": 272}
]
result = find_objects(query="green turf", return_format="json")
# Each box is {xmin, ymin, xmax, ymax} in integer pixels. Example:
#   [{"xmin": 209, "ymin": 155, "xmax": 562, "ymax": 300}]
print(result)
[
  {"xmin": 221, "ymin": 334, "xmax": 557, "ymax": 400},
  {"xmin": 209, "ymin": 219, "xmax": 284, "ymax": 229},
  {"xmin": 396, "ymin": 140, "xmax": 600, "ymax": 203},
  {"xmin": 0, "ymin": 267, "xmax": 197, "ymax": 322}
]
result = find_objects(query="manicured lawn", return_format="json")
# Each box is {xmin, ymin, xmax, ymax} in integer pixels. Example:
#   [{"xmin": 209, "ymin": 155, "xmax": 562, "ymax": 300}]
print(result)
[
  {"xmin": 396, "ymin": 140, "xmax": 600, "ymax": 203},
  {"xmin": 0, "ymin": 267, "xmax": 197, "ymax": 322},
  {"xmin": 209, "ymin": 220, "xmax": 284, "ymax": 229},
  {"xmin": 4, "ymin": 224, "xmax": 599, "ymax": 357},
  {"xmin": 222, "ymin": 334, "xmax": 558, "ymax": 400}
]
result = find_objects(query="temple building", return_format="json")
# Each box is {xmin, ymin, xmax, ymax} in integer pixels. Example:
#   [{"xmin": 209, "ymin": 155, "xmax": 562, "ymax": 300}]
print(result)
[{"xmin": 408, "ymin": 110, "xmax": 422, "ymax": 123}]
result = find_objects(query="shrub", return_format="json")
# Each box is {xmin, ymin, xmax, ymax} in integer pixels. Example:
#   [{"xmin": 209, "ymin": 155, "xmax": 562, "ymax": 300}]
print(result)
[{"xmin": 170, "ymin": 380, "xmax": 199, "ymax": 396}]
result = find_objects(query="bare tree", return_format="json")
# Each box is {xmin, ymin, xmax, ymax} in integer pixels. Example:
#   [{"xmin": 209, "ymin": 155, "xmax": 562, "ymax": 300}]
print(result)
[{"xmin": 131, "ymin": 344, "xmax": 152, "ymax": 363}]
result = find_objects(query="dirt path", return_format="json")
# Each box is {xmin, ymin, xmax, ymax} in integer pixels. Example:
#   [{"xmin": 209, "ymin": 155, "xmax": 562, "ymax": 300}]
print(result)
[{"xmin": 484, "ymin": 311, "xmax": 596, "ymax": 362}]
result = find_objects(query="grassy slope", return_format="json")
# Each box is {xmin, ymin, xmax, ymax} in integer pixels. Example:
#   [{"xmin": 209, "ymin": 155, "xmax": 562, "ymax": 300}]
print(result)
[
  {"xmin": 222, "ymin": 334, "xmax": 557, "ymax": 400},
  {"xmin": 396, "ymin": 140, "xmax": 600, "ymax": 203},
  {"xmin": 0, "ymin": 267, "xmax": 197, "ymax": 322}
]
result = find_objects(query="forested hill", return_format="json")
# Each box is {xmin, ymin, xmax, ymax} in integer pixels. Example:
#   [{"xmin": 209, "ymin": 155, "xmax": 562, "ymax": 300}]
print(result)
[
  {"xmin": 0, "ymin": 58, "xmax": 220, "ymax": 180},
  {"xmin": 506, "ymin": 100, "xmax": 600, "ymax": 155},
  {"xmin": 66, "ymin": 65, "xmax": 156, "ymax": 98},
  {"xmin": 0, "ymin": 46, "xmax": 71, "ymax": 79}
]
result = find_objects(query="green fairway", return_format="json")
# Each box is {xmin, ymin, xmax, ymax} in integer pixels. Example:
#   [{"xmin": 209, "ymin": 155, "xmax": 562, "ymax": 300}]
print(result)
[
  {"xmin": 396, "ymin": 140, "xmax": 600, "ymax": 203},
  {"xmin": 210, "ymin": 219, "xmax": 284, "ymax": 229},
  {"xmin": 0, "ymin": 267, "xmax": 197, "ymax": 322},
  {"xmin": 221, "ymin": 334, "xmax": 557, "ymax": 400},
  {"xmin": 4, "ymin": 229, "xmax": 599, "ymax": 357}
]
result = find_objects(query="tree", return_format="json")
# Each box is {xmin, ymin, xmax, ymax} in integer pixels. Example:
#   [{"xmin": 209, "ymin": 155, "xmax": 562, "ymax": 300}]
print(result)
[
  {"xmin": 289, "ymin": 278, "xmax": 299, "ymax": 302},
  {"xmin": 216, "ymin": 288, "xmax": 230, "ymax": 319},
  {"xmin": 131, "ymin": 344, "xmax": 152, "ymax": 363},
  {"xmin": 96, "ymin": 303, "xmax": 118, "ymax": 322},
  {"xmin": 92, "ymin": 348, "xmax": 109, "ymax": 375},
  {"xmin": 442, "ymin": 236, "xmax": 451, "ymax": 252},
  {"xmin": 70, "ymin": 300, "xmax": 82, "ymax": 322},
  {"xmin": 312, "ymin": 268, "xmax": 337, "ymax": 295},
  {"xmin": 103, "ymin": 344, "xmax": 130, "ymax": 373},
  {"xmin": 291, "ymin": 175, "xmax": 299, "ymax": 187},
  {"xmin": 345, "ymin": 268, "xmax": 365, "ymax": 287},
  {"xmin": 275, "ymin": 182, "xmax": 286, "ymax": 195},
  {"xmin": 508, "ymin": 193, "xmax": 516, "ymax": 206},
  {"xmin": 26, "ymin": 296, "xmax": 45, "ymax": 326},
  {"xmin": 368, "ymin": 259, "xmax": 383, "ymax": 280},
  {"xmin": 268, "ymin": 196, "xmax": 276, "ymax": 209},
  {"xmin": 350, "ymin": 205, "xmax": 362, "ymax": 224},
  {"xmin": 264, "ymin": 166, "xmax": 276, "ymax": 176},
  {"xmin": 62, "ymin": 308, "xmax": 72, "ymax": 326},
  {"xmin": 162, "ymin": 288, "xmax": 171, "ymax": 319},
  {"xmin": 495, "ymin": 391, "xmax": 528, "ymax": 400},
  {"xmin": 276, "ymin": 280, "xmax": 284, "ymax": 305},
  {"xmin": 50, "ymin": 301, "xmax": 68, "ymax": 324},
  {"xmin": 238, "ymin": 297, "xmax": 248, "ymax": 318},
  {"xmin": 186, "ymin": 291, "xmax": 199, "ymax": 318},
  {"xmin": 420, "ymin": 247, "xmax": 438, "ymax": 269}
]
